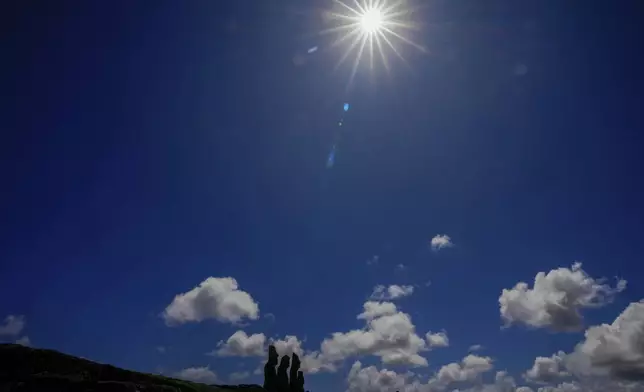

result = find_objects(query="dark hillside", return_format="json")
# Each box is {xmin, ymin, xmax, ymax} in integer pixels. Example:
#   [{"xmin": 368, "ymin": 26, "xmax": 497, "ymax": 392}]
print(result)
[{"xmin": 0, "ymin": 344, "xmax": 264, "ymax": 392}]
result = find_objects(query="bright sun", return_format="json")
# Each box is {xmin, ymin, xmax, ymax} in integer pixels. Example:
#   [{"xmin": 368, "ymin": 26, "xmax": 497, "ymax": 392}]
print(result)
[
  {"xmin": 360, "ymin": 7, "xmax": 384, "ymax": 34},
  {"xmin": 323, "ymin": 0, "xmax": 426, "ymax": 88}
]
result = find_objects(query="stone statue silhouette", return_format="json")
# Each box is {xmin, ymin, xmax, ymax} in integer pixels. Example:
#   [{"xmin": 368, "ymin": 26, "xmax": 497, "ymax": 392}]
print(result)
[
  {"xmin": 289, "ymin": 353, "xmax": 302, "ymax": 392},
  {"xmin": 263, "ymin": 345, "xmax": 307, "ymax": 392},
  {"xmin": 263, "ymin": 345, "xmax": 279, "ymax": 392},
  {"xmin": 276, "ymin": 355, "xmax": 290, "ymax": 392},
  {"xmin": 296, "ymin": 371, "xmax": 305, "ymax": 392}
]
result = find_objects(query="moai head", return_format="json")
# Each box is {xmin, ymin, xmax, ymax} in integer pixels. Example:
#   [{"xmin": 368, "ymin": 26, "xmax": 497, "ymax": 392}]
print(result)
[
  {"xmin": 291, "ymin": 353, "xmax": 301, "ymax": 370},
  {"xmin": 279, "ymin": 355, "xmax": 290, "ymax": 369},
  {"xmin": 268, "ymin": 345, "xmax": 279, "ymax": 365}
]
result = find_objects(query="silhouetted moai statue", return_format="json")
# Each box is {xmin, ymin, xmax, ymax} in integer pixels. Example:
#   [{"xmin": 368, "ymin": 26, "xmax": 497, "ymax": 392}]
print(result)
[
  {"xmin": 264, "ymin": 345, "xmax": 279, "ymax": 392},
  {"xmin": 296, "ymin": 371, "xmax": 305, "ymax": 392},
  {"xmin": 289, "ymin": 353, "xmax": 301, "ymax": 392},
  {"xmin": 277, "ymin": 355, "xmax": 291, "ymax": 392}
]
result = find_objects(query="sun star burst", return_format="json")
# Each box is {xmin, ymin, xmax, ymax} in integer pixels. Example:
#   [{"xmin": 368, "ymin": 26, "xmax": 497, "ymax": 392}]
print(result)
[{"xmin": 323, "ymin": 0, "xmax": 425, "ymax": 87}]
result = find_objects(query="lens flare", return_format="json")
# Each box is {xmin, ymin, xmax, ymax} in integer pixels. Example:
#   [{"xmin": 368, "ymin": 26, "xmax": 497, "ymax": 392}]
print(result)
[{"xmin": 323, "ymin": 0, "xmax": 426, "ymax": 87}]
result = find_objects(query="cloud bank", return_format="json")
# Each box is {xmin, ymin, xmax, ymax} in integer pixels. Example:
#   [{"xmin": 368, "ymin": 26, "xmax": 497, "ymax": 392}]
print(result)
[{"xmin": 499, "ymin": 263, "xmax": 626, "ymax": 331}]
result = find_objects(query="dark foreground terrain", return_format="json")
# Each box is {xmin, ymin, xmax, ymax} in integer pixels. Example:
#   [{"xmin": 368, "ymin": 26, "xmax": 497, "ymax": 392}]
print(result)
[{"xmin": 0, "ymin": 344, "xmax": 263, "ymax": 392}]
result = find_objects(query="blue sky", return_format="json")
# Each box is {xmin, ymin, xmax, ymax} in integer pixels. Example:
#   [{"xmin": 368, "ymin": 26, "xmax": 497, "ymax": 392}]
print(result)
[{"xmin": 2, "ymin": 1, "xmax": 644, "ymax": 391}]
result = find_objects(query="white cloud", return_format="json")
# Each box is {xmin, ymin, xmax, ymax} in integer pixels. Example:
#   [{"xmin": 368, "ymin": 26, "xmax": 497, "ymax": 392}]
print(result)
[
  {"xmin": 426, "ymin": 331, "xmax": 449, "ymax": 348},
  {"xmin": 357, "ymin": 301, "xmax": 398, "ymax": 320},
  {"xmin": 371, "ymin": 285, "xmax": 415, "ymax": 300},
  {"xmin": 215, "ymin": 330, "xmax": 266, "ymax": 357},
  {"xmin": 162, "ymin": 277, "xmax": 259, "ymax": 326},
  {"xmin": 469, "ymin": 345, "xmax": 484, "ymax": 352},
  {"xmin": 451, "ymin": 374, "xmax": 532, "ymax": 392},
  {"xmin": 490, "ymin": 370, "xmax": 518, "ymax": 392},
  {"xmin": 0, "ymin": 315, "xmax": 25, "ymax": 336},
  {"xmin": 321, "ymin": 307, "xmax": 429, "ymax": 367},
  {"xmin": 345, "ymin": 360, "xmax": 541, "ymax": 392},
  {"xmin": 499, "ymin": 263, "xmax": 626, "ymax": 331},
  {"xmin": 551, "ymin": 380, "xmax": 644, "ymax": 392},
  {"xmin": 345, "ymin": 354, "xmax": 495, "ymax": 392},
  {"xmin": 565, "ymin": 300, "xmax": 644, "ymax": 381},
  {"xmin": 229, "ymin": 371, "xmax": 250, "ymax": 381},
  {"xmin": 535, "ymin": 382, "xmax": 582, "ymax": 392},
  {"xmin": 15, "ymin": 336, "xmax": 31, "ymax": 346},
  {"xmin": 300, "ymin": 351, "xmax": 337, "ymax": 374},
  {"xmin": 524, "ymin": 351, "xmax": 568, "ymax": 383},
  {"xmin": 435, "ymin": 354, "xmax": 494, "ymax": 386},
  {"xmin": 430, "ymin": 235, "xmax": 453, "ymax": 251},
  {"xmin": 271, "ymin": 335, "xmax": 304, "ymax": 357},
  {"xmin": 174, "ymin": 366, "xmax": 218, "ymax": 384},
  {"xmin": 346, "ymin": 361, "xmax": 416, "ymax": 392}
]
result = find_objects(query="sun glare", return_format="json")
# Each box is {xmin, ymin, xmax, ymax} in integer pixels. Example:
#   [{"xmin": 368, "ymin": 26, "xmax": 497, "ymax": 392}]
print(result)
[
  {"xmin": 360, "ymin": 8, "xmax": 383, "ymax": 34},
  {"xmin": 323, "ymin": 0, "xmax": 426, "ymax": 87}
]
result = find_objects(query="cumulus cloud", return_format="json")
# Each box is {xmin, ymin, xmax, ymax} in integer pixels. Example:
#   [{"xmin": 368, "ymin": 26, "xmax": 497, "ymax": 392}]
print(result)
[
  {"xmin": 426, "ymin": 331, "xmax": 449, "ymax": 348},
  {"xmin": 556, "ymin": 380, "xmax": 644, "ymax": 392},
  {"xmin": 345, "ymin": 360, "xmax": 544, "ymax": 392},
  {"xmin": 321, "ymin": 307, "xmax": 429, "ymax": 367},
  {"xmin": 489, "ymin": 370, "xmax": 518, "ymax": 392},
  {"xmin": 535, "ymin": 382, "xmax": 583, "ymax": 392},
  {"xmin": 271, "ymin": 335, "xmax": 304, "ymax": 357},
  {"xmin": 430, "ymin": 235, "xmax": 453, "ymax": 251},
  {"xmin": 162, "ymin": 277, "xmax": 259, "ymax": 326},
  {"xmin": 0, "ymin": 315, "xmax": 25, "ymax": 336},
  {"xmin": 436, "ymin": 354, "xmax": 494, "ymax": 386},
  {"xmin": 346, "ymin": 361, "xmax": 415, "ymax": 392},
  {"xmin": 565, "ymin": 300, "xmax": 644, "ymax": 381},
  {"xmin": 371, "ymin": 285, "xmax": 415, "ymax": 300},
  {"xmin": 524, "ymin": 351, "xmax": 568, "ymax": 384},
  {"xmin": 346, "ymin": 357, "xmax": 501, "ymax": 392},
  {"xmin": 215, "ymin": 330, "xmax": 266, "ymax": 357},
  {"xmin": 357, "ymin": 301, "xmax": 398, "ymax": 320},
  {"xmin": 499, "ymin": 263, "xmax": 626, "ymax": 331},
  {"xmin": 448, "ymin": 372, "xmax": 534, "ymax": 392},
  {"xmin": 174, "ymin": 366, "xmax": 218, "ymax": 384}
]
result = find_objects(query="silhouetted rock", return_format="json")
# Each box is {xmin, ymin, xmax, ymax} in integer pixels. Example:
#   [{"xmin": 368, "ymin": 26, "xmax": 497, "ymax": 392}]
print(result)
[
  {"xmin": 263, "ymin": 345, "xmax": 279, "ymax": 392},
  {"xmin": 276, "ymin": 356, "xmax": 290, "ymax": 392}
]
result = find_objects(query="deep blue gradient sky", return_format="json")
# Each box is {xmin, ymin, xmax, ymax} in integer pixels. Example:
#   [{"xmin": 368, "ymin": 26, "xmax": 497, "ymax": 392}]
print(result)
[{"xmin": 2, "ymin": 1, "xmax": 644, "ymax": 391}]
